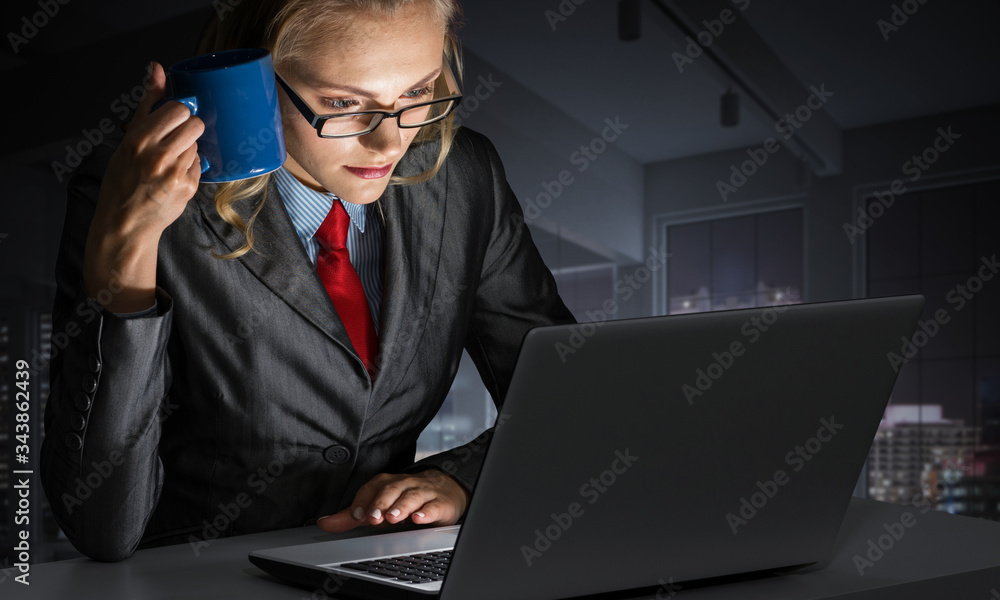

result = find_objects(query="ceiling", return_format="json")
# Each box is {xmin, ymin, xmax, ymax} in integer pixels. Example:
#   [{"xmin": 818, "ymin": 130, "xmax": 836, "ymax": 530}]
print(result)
[
  {"xmin": 458, "ymin": 0, "xmax": 1000, "ymax": 164},
  {"xmin": 2, "ymin": 0, "xmax": 998, "ymax": 165}
]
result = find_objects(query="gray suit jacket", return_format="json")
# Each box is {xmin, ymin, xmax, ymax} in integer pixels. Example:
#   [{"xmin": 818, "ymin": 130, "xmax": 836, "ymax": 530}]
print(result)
[{"xmin": 40, "ymin": 127, "xmax": 575, "ymax": 561}]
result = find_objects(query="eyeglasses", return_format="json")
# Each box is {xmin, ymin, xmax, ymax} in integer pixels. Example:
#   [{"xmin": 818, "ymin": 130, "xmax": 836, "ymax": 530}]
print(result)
[{"xmin": 275, "ymin": 59, "xmax": 463, "ymax": 139}]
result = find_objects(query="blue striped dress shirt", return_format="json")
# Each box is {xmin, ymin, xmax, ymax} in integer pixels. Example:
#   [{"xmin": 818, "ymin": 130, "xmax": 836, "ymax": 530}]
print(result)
[{"xmin": 272, "ymin": 167, "xmax": 384, "ymax": 333}]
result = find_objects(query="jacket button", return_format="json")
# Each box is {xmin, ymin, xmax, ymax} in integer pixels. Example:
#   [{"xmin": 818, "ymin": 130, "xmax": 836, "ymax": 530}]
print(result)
[
  {"xmin": 70, "ymin": 412, "xmax": 87, "ymax": 432},
  {"xmin": 82, "ymin": 374, "xmax": 98, "ymax": 394},
  {"xmin": 74, "ymin": 392, "xmax": 92, "ymax": 412},
  {"xmin": 323, "ymin": 445, "xmax": 351, "ymax": 465},
  {"xmin": 65, "ymin": 433, "xmax": 83, "ymax": 452},
  {"xmin": 88, "ymin": 354, "xmax": 102, "ymax": 373}
]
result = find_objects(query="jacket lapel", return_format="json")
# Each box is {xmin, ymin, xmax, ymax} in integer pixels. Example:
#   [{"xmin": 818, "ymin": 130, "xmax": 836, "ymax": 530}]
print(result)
[
  {"xmin": 195, "ymin": 182, "xmax": 363, "ymax": 374},
  {"xmin": 370, "ymin": 157, "xmax": 449, "ymax": 405},
  {"xmin": 195, "ymin": 137, "xmax": 449, "ymax": 399}
]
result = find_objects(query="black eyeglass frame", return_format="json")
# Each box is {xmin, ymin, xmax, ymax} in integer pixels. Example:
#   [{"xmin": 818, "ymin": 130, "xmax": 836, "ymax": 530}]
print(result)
[{"xmin": 275, "ymin": 58, "xmax": 463, "ymax": 139}]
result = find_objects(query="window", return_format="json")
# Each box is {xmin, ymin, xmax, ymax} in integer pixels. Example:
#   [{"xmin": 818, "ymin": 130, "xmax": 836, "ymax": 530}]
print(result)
[
  {"xmin": 665, "ymin": 208, "xmax": 804, "ymax": 314},
  {"xmin": 865, "ymin": 180, "xmax": 1000, "ymax": 520}
]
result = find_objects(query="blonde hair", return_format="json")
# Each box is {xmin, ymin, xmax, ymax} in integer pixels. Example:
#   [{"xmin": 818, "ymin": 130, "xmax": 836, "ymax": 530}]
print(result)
[{"xmin": 197, "ymin": 0, "xmax": 464, "ymax": 259}]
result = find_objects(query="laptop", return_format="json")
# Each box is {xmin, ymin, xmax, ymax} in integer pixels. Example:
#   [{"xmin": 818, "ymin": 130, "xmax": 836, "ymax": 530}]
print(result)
[{"xmin": 250, "ymin": 294, "xmax": 924, "ymax": 599}]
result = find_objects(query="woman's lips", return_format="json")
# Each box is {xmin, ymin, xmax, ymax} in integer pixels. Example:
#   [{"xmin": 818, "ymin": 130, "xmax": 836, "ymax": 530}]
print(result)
[{"xmin": 345, "ymin": 164, "xmax": 392, "ymax": 179}]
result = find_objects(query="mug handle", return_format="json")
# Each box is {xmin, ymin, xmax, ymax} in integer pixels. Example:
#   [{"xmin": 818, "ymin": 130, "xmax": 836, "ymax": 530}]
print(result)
[{"xmin": 152, "ymin": 95, "xmax": 210, "ymax": 174}]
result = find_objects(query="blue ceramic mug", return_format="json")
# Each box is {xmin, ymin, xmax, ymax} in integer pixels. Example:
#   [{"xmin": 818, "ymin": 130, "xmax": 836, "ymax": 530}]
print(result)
[{"xmin": 162, "ymin": 48, "xmax": 286, "ymax": 183}]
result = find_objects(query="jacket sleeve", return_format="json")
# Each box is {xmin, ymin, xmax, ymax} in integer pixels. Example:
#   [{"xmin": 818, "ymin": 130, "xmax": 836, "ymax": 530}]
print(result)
[
  {"xmin": 40, "ymin": 140, "xmax": 174, "ymax": 562},
  {"xmin": 408, "ymin": 130, "xmax": 577, "ymax": 492}
]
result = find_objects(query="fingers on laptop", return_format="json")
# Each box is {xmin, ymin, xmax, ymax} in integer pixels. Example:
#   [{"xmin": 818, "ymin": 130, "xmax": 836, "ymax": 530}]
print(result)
[
  {"xmin": 317, "ymin": 471, "xmax": 467, "ymax": 532},
  {"xmin": 361, "ymin": 473, "xmax": 451, "ymax": 526}
]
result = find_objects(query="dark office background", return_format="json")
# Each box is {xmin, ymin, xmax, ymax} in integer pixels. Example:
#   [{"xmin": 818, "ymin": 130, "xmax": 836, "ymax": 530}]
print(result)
[{"xmin": 0, "ymin": 0, "xmax": 998, "ymax": 565}]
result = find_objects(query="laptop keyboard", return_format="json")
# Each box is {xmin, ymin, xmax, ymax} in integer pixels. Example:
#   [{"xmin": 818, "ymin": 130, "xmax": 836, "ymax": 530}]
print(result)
[{"xmin": 339, "ymin": 550, "xmax": 452, "ymax": 584}]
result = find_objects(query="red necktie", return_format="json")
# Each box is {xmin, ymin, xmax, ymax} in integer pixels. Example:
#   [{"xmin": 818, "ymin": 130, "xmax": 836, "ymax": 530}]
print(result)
[{"xmin": 315, "ymin": 201, "xmax": 378, "ymax": 377}]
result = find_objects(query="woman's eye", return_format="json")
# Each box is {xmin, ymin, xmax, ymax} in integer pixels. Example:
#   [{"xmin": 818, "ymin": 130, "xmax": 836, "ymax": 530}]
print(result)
[
  {"xmin": 403, "ymin": 84, "xmax": 434, "ymax": 100},
  {"xmin": 322, "ymin": 98, "xmax": 360, "ymax": 111},
  {"xmin": 320, "ymin": 85, "xmax": 433, "ymax": 112}
]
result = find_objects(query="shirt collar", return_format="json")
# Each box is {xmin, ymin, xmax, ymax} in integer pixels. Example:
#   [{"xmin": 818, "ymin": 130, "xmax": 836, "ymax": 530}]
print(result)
[{"xmin": 272, "ymin": 166, "xmax": 368, "ymax": 236}]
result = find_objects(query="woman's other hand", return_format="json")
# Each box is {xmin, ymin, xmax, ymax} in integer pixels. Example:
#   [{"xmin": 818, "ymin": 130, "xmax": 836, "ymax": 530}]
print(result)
[{"xmin": 318, "ymin": 470, "xmax": 470, "ymax": 533}]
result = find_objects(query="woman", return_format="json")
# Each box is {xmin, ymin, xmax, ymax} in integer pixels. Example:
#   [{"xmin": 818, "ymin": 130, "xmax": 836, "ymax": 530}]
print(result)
[{"xmin": 41, "ymin": 0, "xmax": 573, "ymax": 561}]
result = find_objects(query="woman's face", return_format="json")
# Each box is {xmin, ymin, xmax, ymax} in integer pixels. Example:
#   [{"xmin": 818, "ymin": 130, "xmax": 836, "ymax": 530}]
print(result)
[{"xmin": 277, "ymin": 4, "xmax": 446, "ymax": 204}]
